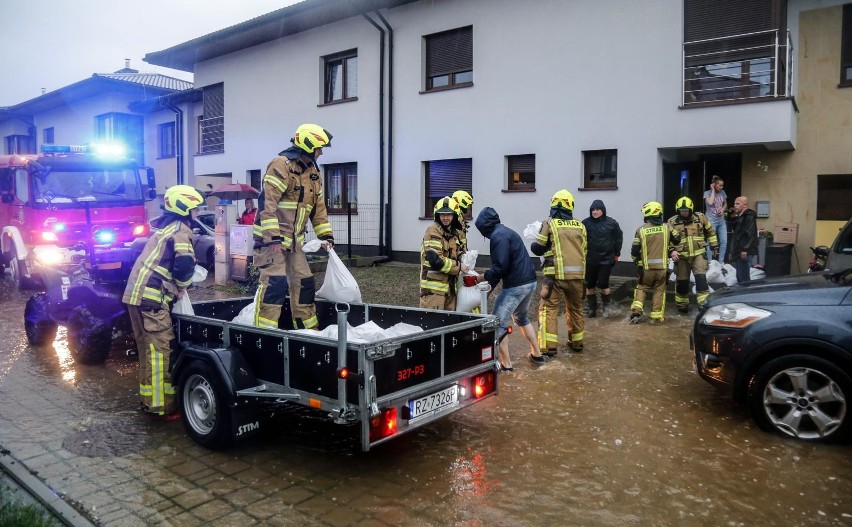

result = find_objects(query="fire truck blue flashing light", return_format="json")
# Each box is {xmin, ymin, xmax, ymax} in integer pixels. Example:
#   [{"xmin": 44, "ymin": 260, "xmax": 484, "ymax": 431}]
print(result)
[
  {"xmin": 41, "ymin": 143, "xmax": 127, "ymax": 158},
  {"xmin": 94, "ymin": 229, "xmax": 116, "ymax": 244}
]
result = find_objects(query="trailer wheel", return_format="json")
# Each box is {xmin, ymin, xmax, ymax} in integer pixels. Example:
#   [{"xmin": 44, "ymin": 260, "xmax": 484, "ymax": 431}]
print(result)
[
  {"xmin": 67, "ymin": 305, "xmax": 113, "ymax": 364},
  {"xmin": 24, "ymin": 293, "xmax": 58, "ymax": 346},
  {"xmin": 179, "ymin": 361, "xmax": 233, "ymax": 449}
]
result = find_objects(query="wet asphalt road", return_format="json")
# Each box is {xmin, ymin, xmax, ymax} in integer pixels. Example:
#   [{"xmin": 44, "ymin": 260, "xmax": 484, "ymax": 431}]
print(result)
[{"xmin": 0, "ymin": 274, "xmax": 850, "ymax": 526}]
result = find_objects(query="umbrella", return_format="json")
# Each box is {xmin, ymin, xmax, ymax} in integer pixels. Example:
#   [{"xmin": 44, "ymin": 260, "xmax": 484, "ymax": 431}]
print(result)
[{"xmin": 208, "ymin": 183, "xmax": 259, "ymax": 200}]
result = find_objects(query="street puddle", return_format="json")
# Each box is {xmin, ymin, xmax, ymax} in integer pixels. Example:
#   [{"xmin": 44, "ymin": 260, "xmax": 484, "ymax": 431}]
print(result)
[{"xmin": 63, "ymin": 417, "xmax": 149, "ymax": 458}]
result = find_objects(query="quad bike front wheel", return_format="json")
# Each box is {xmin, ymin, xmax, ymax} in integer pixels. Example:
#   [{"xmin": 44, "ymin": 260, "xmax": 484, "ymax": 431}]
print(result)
[
  {"xmin": 24, "ymin": 293, "xmax": 58, "ymax": 346},
  {"xmin": 67, "ymin": 305, "xmax": 113, "ymax": 364}
]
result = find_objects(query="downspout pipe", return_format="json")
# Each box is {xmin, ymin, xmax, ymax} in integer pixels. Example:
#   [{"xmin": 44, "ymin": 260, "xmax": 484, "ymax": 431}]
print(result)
[
  {"xmin": 169, "ymin": 106, "xmax": 184, "ymax": 185},
  {"xmin": 362, "ymin": 12, "xmax": 386, "ymax": 256},
  {"xmin": 375, "ymin": 10, "xmax": 394, "ymax": 257}
]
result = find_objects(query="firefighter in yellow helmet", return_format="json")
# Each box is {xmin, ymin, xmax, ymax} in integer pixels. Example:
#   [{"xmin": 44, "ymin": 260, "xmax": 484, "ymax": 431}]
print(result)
[
  {"xmin": 253, "ymin": 123, "xmax": 334, "ymax": 330},
  {"xmin": 419, "ymin": 196, "xmax": 468, "ymax": 310},
  {"xmin": 629, "ymin": 201, "xmax": 680, "ymax": 324},
  {"xmin": 667, "ymin": 196, "xmax": 718, "ymax": 314},
  {"xmin": 530, "ymin": 189, "xmax": 587, "ymax": 356},
  {"xmin": 122, "ymin": 184, "xmax": 203, "ymax": 420},
  {"xmin": 452, "ymin": 190, "xmax": 474, "ymax": 252}
]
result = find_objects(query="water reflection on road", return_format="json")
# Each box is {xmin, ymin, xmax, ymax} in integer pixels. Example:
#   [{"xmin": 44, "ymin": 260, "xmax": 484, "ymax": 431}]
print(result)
[{"xmin": 0, "ymin": 276, "xmax": 850, "ymax": 526}]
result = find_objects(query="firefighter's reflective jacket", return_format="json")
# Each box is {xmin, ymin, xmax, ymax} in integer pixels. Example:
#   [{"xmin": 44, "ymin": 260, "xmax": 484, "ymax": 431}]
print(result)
[
  {"xmin": 533, "ymin": 217, "xmax": 587, "ymax": 280},
  {"xmin": 631, "ymin": 221, "xmax": 680, "ymax": 270},
  {"xmin": 667, "ymin": 212, "xmax": 718, "ymax": 257},
  {"xmin": 253, "ymin": 147, "xmax": 333, "ymax": 249},
  {"xmin": 122, "ymin": 218, "xmax": 195, "ymax": 310},
  {"xmin": 457, "ymin": 216, "xmax": 469, "ymax": 253},
  {"xmin": 420, "ymin": 223, "xmax": 463, "ymax": 295}
]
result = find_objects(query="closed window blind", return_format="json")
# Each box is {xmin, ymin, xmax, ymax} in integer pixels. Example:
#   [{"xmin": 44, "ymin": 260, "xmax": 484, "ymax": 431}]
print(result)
[
  {"xmin": 684, "ymin": 0, "xmax": 783, "ymax": 65},
  {"xmin": 426, "ymin": 26, "xmax": 473, "ymax": 77},
  {"xmin": 201, "ymin": 84, "xmax": 224, "ymax": 153},
  {"xmin": 426, "ymin": 158, "xmax": 472, "ymax": 198}
]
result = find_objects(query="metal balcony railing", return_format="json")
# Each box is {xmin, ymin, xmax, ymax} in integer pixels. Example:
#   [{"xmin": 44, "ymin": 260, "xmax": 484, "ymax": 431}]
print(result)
[{"xmin": 683, "ymin": 29, "xmax": 794, "ymax": 106}]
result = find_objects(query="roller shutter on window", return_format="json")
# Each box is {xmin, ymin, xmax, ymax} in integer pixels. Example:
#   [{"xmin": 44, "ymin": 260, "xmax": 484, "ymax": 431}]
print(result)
[
  {"xmin": 426, "ymin": 26, "xmax": 473, "ymax": 77},
  {"xmin": 427, "ymin": 158, "xmax": 472, "ymax": 198},
  {"xmin": 201, "ymin": 84, "xmax": 224, "ymax": 153}
]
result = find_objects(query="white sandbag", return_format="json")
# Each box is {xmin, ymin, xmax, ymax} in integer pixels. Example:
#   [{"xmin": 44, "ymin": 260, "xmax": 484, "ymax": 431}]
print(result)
[
  {"xmin": 706, "ymin": 260, "xmax": 723, "ymax": 283},
  {"xmin": 750, "ymin": 267, "xmax": 766, "ymax": 280},
  {"xmin": 317, "ymin": 250, "xmax": 363, "ymax": 303},
  {"xmin": 173, "ymin": 292, "xmax": 194, "ymax": 315},
  {"xmin": 456, "ymin": 250, "xmax": 481, "ymax": 312},
  {"xmin": 302, "ymin": 238, "xmax": 323, "ymax": 253},
  {"xmin": 384, "ymin": 322, "xmax": 424, "ymax": 338},
  {"xmin": 192, "ymin": 265, "xmax": 208, "ymax": 283},
  {"xmin": 523, "ymin": 221, "xmax": 542, "ymax": 241},
  {"xmin": 232, "ymin": 301, "xmax": 255, "ymax": 325},
  {"xmin": 723, "ymin": 264, "xmax": 738, "ymax": 286}
]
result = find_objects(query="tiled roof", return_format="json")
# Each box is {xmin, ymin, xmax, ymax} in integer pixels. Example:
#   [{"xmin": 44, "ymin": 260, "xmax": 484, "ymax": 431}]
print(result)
[{"xmin": 94, "ymin": 73, "xmax": 193, "ymax": 91}]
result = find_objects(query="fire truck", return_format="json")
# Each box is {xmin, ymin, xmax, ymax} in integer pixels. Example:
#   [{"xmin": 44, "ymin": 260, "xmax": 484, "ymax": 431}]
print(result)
[{"xmin": 0, "ymin": 144, "xmax": 156, "ymax": 363}]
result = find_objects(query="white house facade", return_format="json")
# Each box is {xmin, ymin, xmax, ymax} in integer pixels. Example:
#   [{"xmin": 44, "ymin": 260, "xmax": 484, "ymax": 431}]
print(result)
[{"xmin": 143, "ymin": 0, "xmax": 850, "ymax": 269}]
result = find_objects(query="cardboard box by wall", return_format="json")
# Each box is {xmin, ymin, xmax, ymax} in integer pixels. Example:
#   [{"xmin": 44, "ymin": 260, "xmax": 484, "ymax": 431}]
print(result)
[{"xmin": 773, "ymin": 222, "xmax": 799, "ymax": 244}]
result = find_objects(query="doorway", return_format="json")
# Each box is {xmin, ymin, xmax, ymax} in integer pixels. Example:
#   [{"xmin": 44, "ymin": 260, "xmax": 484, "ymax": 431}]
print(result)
[{"xmin": 662, "ymin": 152, "xmax": 741, "ymax": 220}]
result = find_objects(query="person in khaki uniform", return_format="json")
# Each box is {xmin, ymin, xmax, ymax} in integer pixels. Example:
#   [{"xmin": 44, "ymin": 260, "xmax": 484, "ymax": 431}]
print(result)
[
  {"xmin": 630, "ymin": 201, "xmax": 680, "ymax": 324},
  {"xmin": 122, "ymin": 185, "xmax": 203, "ymax": 419},
  {"xmin": 419, "ymin": 196, "xmax": 468, "ymax": 310},
  {"xmin": 452, "ymin": 190, "xmax": 474, "ymax": 253},
  {"xmin": 667, "ymin": 196, "xmax": 718, "ymax": 314},
  {"xmin": 253, "ymin": 124, "xmax": 334, "ymax": 330},
  {"xmin": 531, "ymin": 189, "xmax": 587, "ymax": 355}
]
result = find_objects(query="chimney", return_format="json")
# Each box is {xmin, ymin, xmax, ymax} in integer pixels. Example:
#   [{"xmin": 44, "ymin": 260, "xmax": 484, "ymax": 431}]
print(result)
[
  {"xmin": 114, "ymin": 59, "xmax": 139, "ymax": 74},
  {"xmin": 41, "ymin": 88, "xmax": 46, "ymax": 95},
  {"xmin": 125, "ymin": 58, "xmax": 131, "ymax": 69}
]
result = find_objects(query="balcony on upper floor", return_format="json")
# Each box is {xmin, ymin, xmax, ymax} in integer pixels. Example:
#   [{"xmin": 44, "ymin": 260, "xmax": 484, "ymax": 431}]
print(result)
[{"xmin": 683, "ymin": 29, "xmax": 793, "ymax": 107}]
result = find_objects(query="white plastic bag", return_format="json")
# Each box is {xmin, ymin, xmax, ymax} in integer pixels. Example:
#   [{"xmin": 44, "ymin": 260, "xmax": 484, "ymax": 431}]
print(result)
[
  {"xmin": 723, "ymin": 263, "xmax": 739, "ymax": 286},
  {"xmin": 706, "ymin": 260, "xmax": 723, "ymax": 283},
  {"xmin": 173, "ymin": 292, "xmax": 194, "ymax": 316},
  {"xmin": 192, "ymin": 265, "xmax": 208, "ymax": 283},
  {"xmin": 317, "ymin": 250, "xmax": 362, "ymax": 303},
  {"xmin": 523, "ymin": 221, "xmax": 542, "ymax": 241},
  {"xmin": 750, "ymin": 267, "xmax": 766, "ymax": 280},
  {"xmin": 456, "ymin": 251, "xmax": 481, "ymax": 312}
]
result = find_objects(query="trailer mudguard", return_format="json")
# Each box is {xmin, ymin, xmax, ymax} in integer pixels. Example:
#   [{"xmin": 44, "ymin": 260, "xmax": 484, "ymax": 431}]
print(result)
[{"xmin": 171, "ymin": 343, "xmax": 263, "ymax": 442}]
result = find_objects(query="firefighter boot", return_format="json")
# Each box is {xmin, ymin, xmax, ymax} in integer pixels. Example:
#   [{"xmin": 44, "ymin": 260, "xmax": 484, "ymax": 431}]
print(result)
[
  {"xmin": 601, "ymin": 294, "xmax": 614, "ymax": 317},
  {"xmin": 585, "ymin": 294, "xmax": 598, "ymax": 318}
]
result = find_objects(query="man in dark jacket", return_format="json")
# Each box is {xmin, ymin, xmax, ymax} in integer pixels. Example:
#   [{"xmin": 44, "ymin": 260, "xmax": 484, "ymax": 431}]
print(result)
[
  {"xmin": 582, "ymin": 199, "xmax": 623, "ymax": 317},
  {"xmin": 729, "ymin": 196, "xmax": 758, "ymax": 283},
  {"xmin": 474, "ymin": 207, "xmax": 545, "ymax": 370}
]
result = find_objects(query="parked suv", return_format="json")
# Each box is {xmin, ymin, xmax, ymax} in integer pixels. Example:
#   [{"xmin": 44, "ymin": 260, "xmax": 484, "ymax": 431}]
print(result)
[{"xmin": 826, "ymin": 216, "xmax": 852, "ymax": 272}]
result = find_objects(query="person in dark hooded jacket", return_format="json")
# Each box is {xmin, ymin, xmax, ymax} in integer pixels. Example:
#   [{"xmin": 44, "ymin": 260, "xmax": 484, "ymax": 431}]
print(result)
[
  {"xmin": 581, "ymin": 199, "xmax": 623, "ymax": 318},
  {"xmin": 729, "ymin": 196, "xmax": 758, "ymax": 283},
  {"xmin": 474, "ymin": 207, "xmax": 545, "ymax": 370}
]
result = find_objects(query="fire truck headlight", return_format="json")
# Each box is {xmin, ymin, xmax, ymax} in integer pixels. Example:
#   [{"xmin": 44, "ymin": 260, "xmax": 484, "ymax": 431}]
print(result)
[{"xmin": 34, "ymin": 247, "xmax": 63, "ymax": 265}]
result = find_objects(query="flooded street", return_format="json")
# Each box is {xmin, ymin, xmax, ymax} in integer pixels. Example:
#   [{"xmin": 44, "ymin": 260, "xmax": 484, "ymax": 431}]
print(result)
[{"xmin": 0, "ymin": 274, "xmax": 850, "ymax": 526}]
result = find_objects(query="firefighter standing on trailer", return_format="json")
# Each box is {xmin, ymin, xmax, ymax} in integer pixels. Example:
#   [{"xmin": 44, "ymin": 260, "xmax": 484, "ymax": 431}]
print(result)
[
  {"xmin": 666, "ymin": 197, "xmax": 718, "ymax": 314},
  {"xmin": 122, "ymin": 185, "xmax": 203, "ymax": 419},
  {"xmin": 419, "ymin": 196, "xmax": 468, "ymax": 310},
  {"xmin": 253, "ymin": 124, "xmax": 334, "ymax": 329}
]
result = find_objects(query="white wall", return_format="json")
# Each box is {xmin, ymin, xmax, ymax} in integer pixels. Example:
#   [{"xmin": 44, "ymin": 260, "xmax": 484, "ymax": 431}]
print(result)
[{"xmin": 187, "ymin": 0, "xmax": 802, "ymax": 258}]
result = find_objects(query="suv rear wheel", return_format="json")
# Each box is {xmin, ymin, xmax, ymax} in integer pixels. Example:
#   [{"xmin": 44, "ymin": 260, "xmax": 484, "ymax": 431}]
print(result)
[{"xmin": 748, "ymin": 355, "xmax": 851, "ymax": 442}]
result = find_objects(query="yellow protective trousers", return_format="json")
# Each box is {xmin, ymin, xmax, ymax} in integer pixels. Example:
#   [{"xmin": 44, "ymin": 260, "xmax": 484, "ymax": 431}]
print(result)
[
  {"xmin": 127, "ymin": 305, "xmax": 176, "ymax": 415},
  {"xmin": 254, "ymin": 244, "xmax": 318, "ymax": 329},
  {"xmin": 537, "ymin": 278, "xmax": 585, "ymax": 351},
  {"xmin": 631, "ymin": 269, "xmax": 668, "ymax": 321}
]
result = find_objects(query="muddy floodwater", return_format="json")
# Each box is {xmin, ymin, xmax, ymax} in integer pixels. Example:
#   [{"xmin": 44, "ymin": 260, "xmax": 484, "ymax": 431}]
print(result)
[{"xmin": 0, "ymin": 276, "xmax": 849, "ymax": 526}]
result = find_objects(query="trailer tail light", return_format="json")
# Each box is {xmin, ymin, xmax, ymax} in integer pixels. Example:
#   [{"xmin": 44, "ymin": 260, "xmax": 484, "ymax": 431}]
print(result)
[
  {"xmin": 473, "ymin": 372, "xmax": 495, "ymax": 399},
  {"xmin": 369, "ymin": 407, "xmax": 397, "ymax": 441},
  {"xmin": 132, "ymin": 224, "xmax": 149, "ymax": 237}
]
